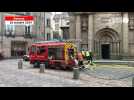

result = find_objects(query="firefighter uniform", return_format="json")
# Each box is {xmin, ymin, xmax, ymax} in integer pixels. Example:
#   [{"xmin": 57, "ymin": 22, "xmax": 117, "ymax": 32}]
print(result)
[
  {"xmin": 85, "ymin": 51, "xmax": 90, "ymax": 61},
  {"xmin": 81, "ymin": 51, "xmax": 85, "ymax": 58},
  {"xmin": 89, "ymin": 52, "xmax": 93, "ymax": 65},
  {"xmin": 77, "ymin": 52, "xmax": 84, "ymax": 66}
]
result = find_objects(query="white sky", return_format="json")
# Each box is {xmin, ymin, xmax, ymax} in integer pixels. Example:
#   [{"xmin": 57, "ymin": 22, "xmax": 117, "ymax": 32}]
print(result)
[
  {"xmin": 52, "ymin": 12, "xmax": 62, "ymax": 14},
  {"xmin": 51, "ymin": 12, "xmax": 62, "ymax": 18}
]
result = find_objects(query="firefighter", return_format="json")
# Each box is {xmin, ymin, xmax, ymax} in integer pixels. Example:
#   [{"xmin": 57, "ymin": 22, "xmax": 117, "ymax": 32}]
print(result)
[
  {"xmin": 81, "ymin": 50, "xmax": 86, "ymax": 59},
  {"xmin": 77, "ymin": 52, "xmax": 84, "ymax": 68},
  {"xmin": 73, "ymin": 56, "xmax": 78, "ymax": 67},
  {"xmin": 85, "ymin": 50, "xmax": 90, "ymax": 63},
  {"xmin": 89, "ymin": 51, "xmax": 93, "ymax": 65}
]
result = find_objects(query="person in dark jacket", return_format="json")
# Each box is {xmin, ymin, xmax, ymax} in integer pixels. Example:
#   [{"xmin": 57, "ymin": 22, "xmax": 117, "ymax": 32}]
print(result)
[
  {"xmin": 77, "ymin": 52, "xmax": 84, "ymax": 67},
  {"xmin": 85, "ymin": 51, "xmax": 90, "ymax": 63},
  {"xmin": 89, "ymin": 51, "xmax": 93, "ymax": 65}
]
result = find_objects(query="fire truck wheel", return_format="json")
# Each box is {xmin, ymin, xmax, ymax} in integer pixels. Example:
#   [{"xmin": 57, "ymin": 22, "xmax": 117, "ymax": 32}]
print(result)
[
  {"xmin": 60, "ymin": 65, "xmax": 67, "ymax": 70},
  {"xmin": 44, "ymin": 61, "xmax": 49, "ymax": 68},
  {"xmin": 68, "ymin": 66, "xmax": 73, "ymax": 71},
  {"xmin": 33, "ymin": 61, "xmax": 40, "ymax": 68}
]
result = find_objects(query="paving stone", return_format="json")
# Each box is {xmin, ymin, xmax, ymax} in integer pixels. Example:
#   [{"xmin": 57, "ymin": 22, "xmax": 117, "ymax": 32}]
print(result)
[{"xmin": 0, "ymin": 59, "xmax": 130, "ymax": 87}]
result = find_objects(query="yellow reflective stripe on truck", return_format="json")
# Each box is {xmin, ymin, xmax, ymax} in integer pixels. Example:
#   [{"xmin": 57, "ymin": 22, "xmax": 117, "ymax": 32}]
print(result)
[{"xmin": 64, "ymin": 43, "xmax": 77, "ymax": 64}]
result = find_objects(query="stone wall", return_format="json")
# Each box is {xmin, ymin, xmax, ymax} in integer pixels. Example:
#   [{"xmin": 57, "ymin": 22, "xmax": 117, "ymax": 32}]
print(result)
[
  {"xmin": 0, "ymin": 12, "xmax": 36, "ymax": 58},
  {"xmin": 68, "ymin": 12, "xmax": 134, "ymax": 59},
  {"xmin": 94, "ymin": 12, "xmax": 122, "ymax": 38},
  {"xmin": 69, "ymin": 15, "xmax": 76, "ymax": 39},
  {"xmin": 2, "ymin": 36, "xmax": 32, "ymax": 58},
  {"xmin": 3, "ymin": 37, "xmax": 11, "ymax": 58},
  {"xmin": 128, "ymin": 30, "xmax": 134, "ymax": 57}
]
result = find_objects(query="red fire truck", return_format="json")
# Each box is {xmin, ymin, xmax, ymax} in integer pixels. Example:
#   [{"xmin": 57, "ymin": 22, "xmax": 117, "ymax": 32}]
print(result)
[{"xmin": 29, "ymin": 41, "xmax": 77, "ymax": 70}]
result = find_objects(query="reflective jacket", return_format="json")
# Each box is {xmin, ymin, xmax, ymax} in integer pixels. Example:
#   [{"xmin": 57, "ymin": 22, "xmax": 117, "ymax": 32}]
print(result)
[
  {"xmin": 81, "ymin": 51, "xmax": 85, "ymax": 57},
  {"xmin": 85, "ymin": 51, "xmax": 90, "ymax": 57}
]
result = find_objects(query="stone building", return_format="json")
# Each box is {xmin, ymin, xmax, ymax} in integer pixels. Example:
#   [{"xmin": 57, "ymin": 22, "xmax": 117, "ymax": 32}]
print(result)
[
  {"xmin": 32, "ymin": 12, "xmax": 53, "ymax": 41},
  {"xmin": 0, "ymin": 12, "xmax": 45, "ymax": 58},
  {"xmin": 45, "ymin": 12, "xmax": 53, "ymax": 41},
  {"xmin": 53, "ymin": 12, "xmax": 70, "ymax": 40},
  {"xmin": 69, "ymin": 12, "xmax": 134, "ymax": 60}
]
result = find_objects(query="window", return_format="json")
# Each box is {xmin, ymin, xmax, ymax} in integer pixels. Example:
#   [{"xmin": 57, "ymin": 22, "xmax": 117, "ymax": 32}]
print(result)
[
  {"xmin": 25, "ymin": 25, "xmax": 31, "ymax": 34},
  {"xmin": 66, "ymin": 22, "xmax": 70, "ymax": 25},
  {"xmin": 63, "ymin": 28, "xmax": 69, "ymax": 40},
  {"xmin": 129, "ymin": 15, "xmax": 134, "ymax": 30},
  {"xmin": 56, "ymin": 48, "xmax": 64, "ymax": 60},
  {"xmin": 48, "ymin": 47, "xmax": 64, "ymax": 60},
  {"xmin": 55, "ymin": 24, "xmax": 59, "ymax": 30},
  {"xmin": 47, "ymin": 33, "xmax": 51, "ymax": 40},
  {"xmin": 5, "ymin": 25, "xmax": 15, "ymax": 37},
  {"xmin": 30, "ymin": 46, "xmax": 36, "ymax": 54},
  {"xmin": 81, "ymin": 16, "xmax": 88, "ymax": 31},
  {"xmin": 46, "ymin": 19, "xmax": 50, "ymax": 27},
  {"xmin": 68, "ymin": 48, "xmax": 74, "ymax": 58},
  {"xmin": 53, "ymin": 31, "xmax": 60, "ymax": 40},
  {"xmin": 24, "ymin": 25, "xmax": 32, "ymax": 38},
  {"xmin": 37, "ymin": 47, "xmax": 46, "ymax": 55}
]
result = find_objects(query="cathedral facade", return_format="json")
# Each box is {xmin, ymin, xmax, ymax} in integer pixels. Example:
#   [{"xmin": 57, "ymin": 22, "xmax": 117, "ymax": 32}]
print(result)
[{"xmin": 69, "ymin": 12, "xmax": 134, "ymax": 59}]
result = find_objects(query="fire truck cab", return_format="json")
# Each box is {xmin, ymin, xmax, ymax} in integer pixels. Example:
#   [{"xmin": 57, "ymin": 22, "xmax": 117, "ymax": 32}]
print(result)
[{"xmin": 29, "ymin": 41, "xmax": 77, "ymax": 70}]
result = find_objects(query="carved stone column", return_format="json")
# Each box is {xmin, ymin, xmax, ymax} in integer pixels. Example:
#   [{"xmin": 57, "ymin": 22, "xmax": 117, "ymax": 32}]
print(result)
[
  {"xmin": 75, "ymin": 15, "xmax": 81, "ymax": 51},
  {"xmin": 122, "ymin": 12, "xmax": 129, "ymax": 59},
  {"xmin": 88, "ymin": 14, "xmax": 94, "ymax": 51}
]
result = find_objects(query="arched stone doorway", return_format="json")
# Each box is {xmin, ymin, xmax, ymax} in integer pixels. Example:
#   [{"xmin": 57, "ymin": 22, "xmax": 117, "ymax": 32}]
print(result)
[{"xmin": 94, "ymin": 28, "xmax": 120, "ymax": 59}]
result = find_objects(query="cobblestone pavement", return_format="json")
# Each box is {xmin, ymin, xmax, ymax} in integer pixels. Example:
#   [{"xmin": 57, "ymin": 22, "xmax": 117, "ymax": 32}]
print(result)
[
  {"xmin": 0, "ymin": 59, "xmax": 131, "ymax": 87},
  {"xmin": 94, "ymin": 60, "xmax": 134, "ymax": 63},
  {"xmin": 82, "ymin": 64, "xmax": 134, "ymax": 86}
]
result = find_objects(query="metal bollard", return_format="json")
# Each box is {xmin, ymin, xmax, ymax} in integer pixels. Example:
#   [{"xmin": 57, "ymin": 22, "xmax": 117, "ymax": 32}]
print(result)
[
  {"xmin": 18, "ymin": 60, "xmax": 23, "ymax": 69},
  {"xmin": 73, "ymin": 67, "xmax": 80, "ymax": 79},
  {"xmin": 132, "ymin": 77, "xmax": 134, "ymax": 87},
  {"xmin": 39, "ymin": 63, "xmax": 45, "ymax": 73}
]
